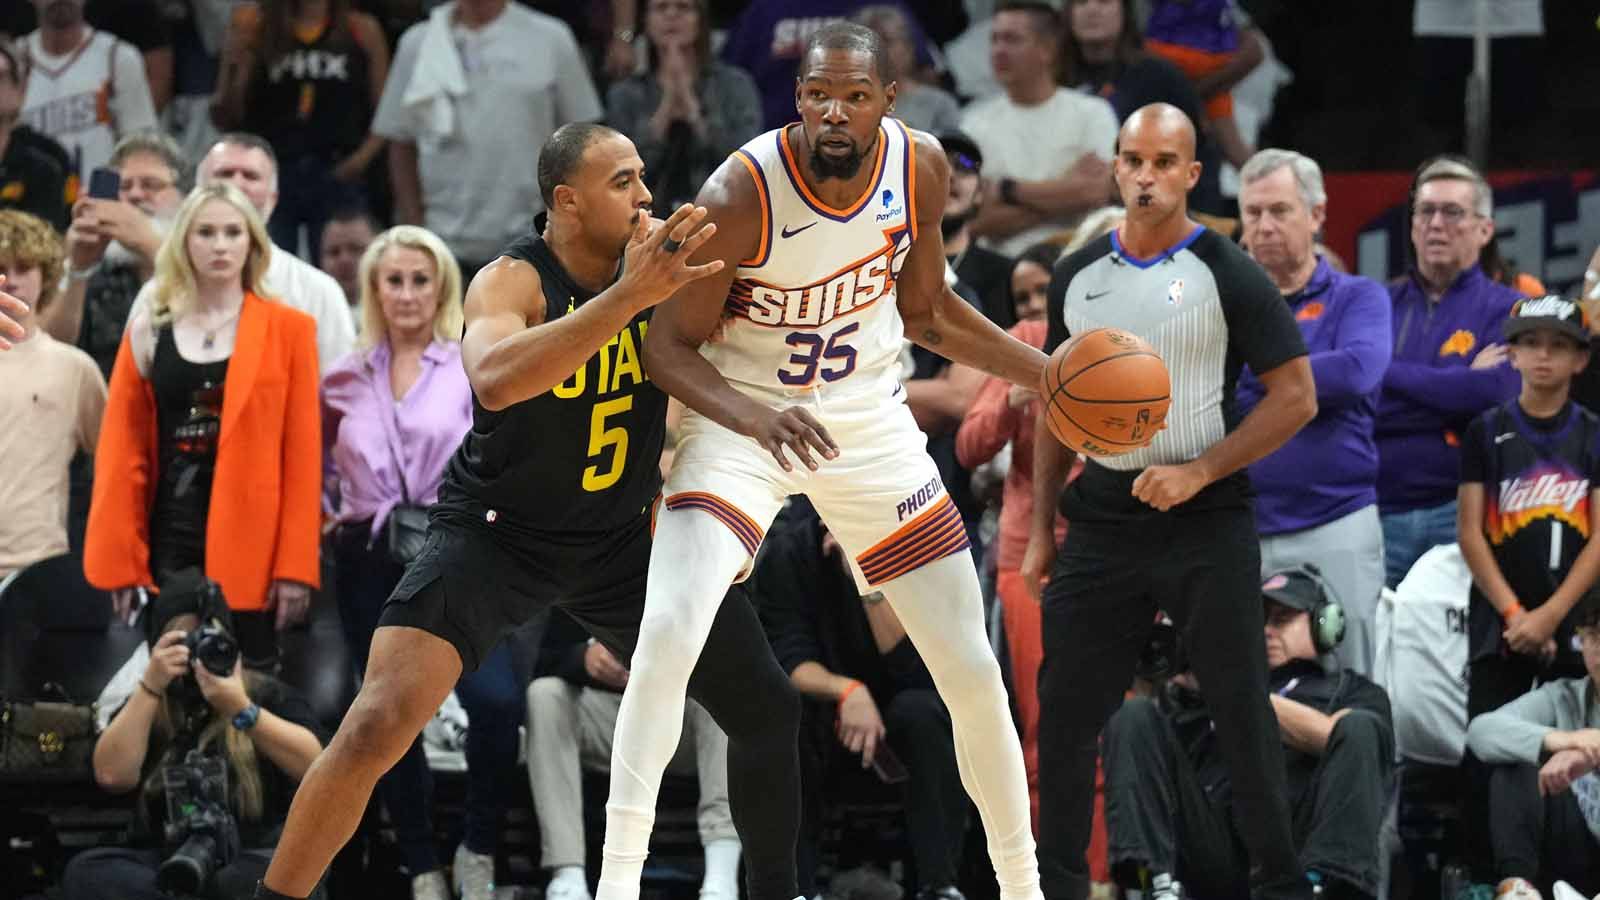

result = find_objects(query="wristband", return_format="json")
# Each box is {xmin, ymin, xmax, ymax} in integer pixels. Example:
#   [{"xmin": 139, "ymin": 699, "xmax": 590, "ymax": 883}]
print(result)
[
  {"xmin": 68, "ymin": 261, "xmax": 101, "ymax": 282},
  {"xmin": 137, "ymin": 679, "xmax": 162, "ymax": 700},
  {"xmin": 837, "ymin": 680, "xmax": 863, "ymax": 710},
  {"xmin": 1502, "ymin": 600, "xmax": 1524, "ymax": 621}
]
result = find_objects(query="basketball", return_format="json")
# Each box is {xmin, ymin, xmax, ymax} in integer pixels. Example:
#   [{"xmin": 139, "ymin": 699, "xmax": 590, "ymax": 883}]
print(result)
[{"xmin": 1039, "ymin": 328, "xmax": 1171, "ymax": 458}]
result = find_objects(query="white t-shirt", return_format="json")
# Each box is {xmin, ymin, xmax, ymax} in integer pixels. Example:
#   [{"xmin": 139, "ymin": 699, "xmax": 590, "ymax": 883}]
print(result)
[
  {"xmin": 0, "ymin": 332, "xmax": 105, "ymax": 576},
  {"xmin": 1414, "ymin": 0, "xmax": 1543, "ymax": 37},
  {"xmin": 373, "ymin": 3, "xmax": 603, "ymax": 262},
  {"xmin": 19, "ymin": 29, "xmax": 159, "ymax": 188},
  {"xmin": 959, "ymin": 87, "xmax": 1119, "ymax": 257},
  {"xmin": 127, "ymin": 244, "xmax": 356, "ymax": 374}
]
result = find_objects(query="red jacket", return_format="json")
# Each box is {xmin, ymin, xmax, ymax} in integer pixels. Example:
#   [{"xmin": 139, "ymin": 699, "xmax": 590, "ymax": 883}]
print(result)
[
  {"xmin": 956, "ymin": 319, "xmax": 1074, "ymax": 571},
  {"xmin": 85, "ymin": 293, "xmax": 322, "ymax": 611}
]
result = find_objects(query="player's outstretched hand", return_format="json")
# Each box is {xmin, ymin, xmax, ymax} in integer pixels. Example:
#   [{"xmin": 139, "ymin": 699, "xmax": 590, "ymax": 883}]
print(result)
[
  {"xmin": 618, "ymin": 204, "xmax": 724, "ymax": 310},
  {"xmin": 748, "ymin": 405, "xmax": 839, "ymax": 472}
]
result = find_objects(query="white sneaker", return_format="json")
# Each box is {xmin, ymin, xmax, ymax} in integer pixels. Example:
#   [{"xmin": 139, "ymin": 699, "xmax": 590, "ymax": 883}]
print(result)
[
  {"xmin": 1551, "ymin": 882, "xmax": 1598, "ymax": 900},
  {"xmin": 1496, "ymin": 878, "xmax": 1543, "ymax": 900},
  {"xmin": 545, "ymin": 873, "xmax": 593, "ymax": 900},
  {"xmin": 412, "ymin": 871, "xmax": 450, "ymax": 900},
  {"xmin": 453, "ymin": 845, "xmax": 496, "ymax": 900}
]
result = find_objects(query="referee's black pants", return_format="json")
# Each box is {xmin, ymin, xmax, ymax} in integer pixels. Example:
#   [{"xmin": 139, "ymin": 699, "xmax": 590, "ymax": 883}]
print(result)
[{"xmin": 1037, "ymin": 506, "xmax": 1307, "ymax": 900}]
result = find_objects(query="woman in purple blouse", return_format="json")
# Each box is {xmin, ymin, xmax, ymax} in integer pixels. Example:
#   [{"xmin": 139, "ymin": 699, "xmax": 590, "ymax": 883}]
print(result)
[{"xmin": 321, "ymin": 225, "xmax": 521, "ymax": 900}]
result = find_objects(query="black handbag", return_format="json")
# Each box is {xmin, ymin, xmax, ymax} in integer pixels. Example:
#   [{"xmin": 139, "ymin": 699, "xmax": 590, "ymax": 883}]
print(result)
[
  {"xmin": 0, "ymin": 687, "xmax": 96, "ymax": 784},
  {"xmin": 374, "ymin": 377, "xmax": 430, "ymax": 566}
]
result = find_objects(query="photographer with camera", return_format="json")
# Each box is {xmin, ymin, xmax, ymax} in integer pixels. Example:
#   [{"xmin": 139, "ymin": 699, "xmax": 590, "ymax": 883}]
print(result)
[
  {"xmin": 1101, "ymin": 568, "xmax": 1394, "ymax": 900},
  {"xmin": 754, "ymin": 498, "xmax": 970, "ymax": 900},
  {"xmin": 61, "ymin": 569, "xmax": 325, "ymax": 900}
]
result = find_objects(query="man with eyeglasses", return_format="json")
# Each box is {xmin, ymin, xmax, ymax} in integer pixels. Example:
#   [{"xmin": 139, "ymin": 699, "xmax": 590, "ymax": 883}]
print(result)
[
  {"xmin": 1376, "ymin": 155, "xmax": 1521, "ymax": 587},
  {"xmin": 940, "ymin": 130, "xmax": 1015, "ymax": 327},
  {"xmin": 0, "ymin": 43, "xmax": 69, "ymax": 231},
  {"xmin": 35, "ymin": 129, "xmax": 186, "ymax": 381},
  {"xmin": 1465, "ymin": 598, "xmax": 1600, "ymax": 899}
]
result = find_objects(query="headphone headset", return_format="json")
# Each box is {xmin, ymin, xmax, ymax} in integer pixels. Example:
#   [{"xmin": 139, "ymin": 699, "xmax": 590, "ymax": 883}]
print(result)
[{"xmin": 1270, "ymin": 562, "xmax": 1346, "ymax": 655}]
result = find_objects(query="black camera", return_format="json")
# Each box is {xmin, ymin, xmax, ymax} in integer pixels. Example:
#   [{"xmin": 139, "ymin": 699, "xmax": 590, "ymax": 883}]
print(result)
[
  {"xmin": 1135, "ymin": 612, "xmax": 1188, "ymax": 682},
  {"xmin": 183, "ymin": 620, "xmax": 239, "ymax": 677},
  {"xmin": 157, "ymin": 751, "xmax": 240, "ymax": 896}
]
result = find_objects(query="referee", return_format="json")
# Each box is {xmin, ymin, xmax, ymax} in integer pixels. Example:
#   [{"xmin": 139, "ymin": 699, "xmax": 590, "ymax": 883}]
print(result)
[{"xmin": 1024, "ymin": 104, "xmax": 1318, "ymax": 900}]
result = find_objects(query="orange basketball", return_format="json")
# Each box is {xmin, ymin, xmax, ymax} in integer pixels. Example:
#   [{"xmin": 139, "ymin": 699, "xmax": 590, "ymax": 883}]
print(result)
[{"xmin": 1039, "ymin": 327, "xmax": 1171, "ymax": 458}]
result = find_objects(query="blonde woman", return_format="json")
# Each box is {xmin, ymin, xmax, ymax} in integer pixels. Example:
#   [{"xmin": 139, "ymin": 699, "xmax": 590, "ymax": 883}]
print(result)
[
  {"xmin": 320, "ymin": 225, "xmax": 517, "ymax": 900},
  {"xmin": 61, "ymin": 573, "xmax": 325, "ymax": 900},
  {"xmin": 85, "ymin": 183, "xmax": 322, "ymax": 669}
]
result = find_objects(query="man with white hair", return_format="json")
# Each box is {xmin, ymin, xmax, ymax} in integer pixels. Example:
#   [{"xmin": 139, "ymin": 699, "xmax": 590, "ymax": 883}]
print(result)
[
  {"xmin": 125, "ymin": 132, "xmax": 355, "ymax": 372},
  {"xmin": 1377, "ymin": 155, "xmax": 1520, "ymax": 587},
  {"xmin": 1235, "ymin": 148, "xmax": 1393, "ymax": 675}
]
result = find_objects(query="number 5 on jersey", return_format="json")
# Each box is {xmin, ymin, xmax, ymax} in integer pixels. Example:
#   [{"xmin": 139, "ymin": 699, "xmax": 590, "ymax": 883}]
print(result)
[
  {"xmin": 583, "ymin": 397, "xmax": 631, "ymax": 491},
  {"xmin": 778, "ymin": 322, "xmax": 860, "ymax": 386}
]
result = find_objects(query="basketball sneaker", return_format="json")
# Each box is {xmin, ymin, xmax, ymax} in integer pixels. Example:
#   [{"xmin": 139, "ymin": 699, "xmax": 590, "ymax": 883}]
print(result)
[
  {"xmin": 411, "ymin": 871, "xmax": 450, "ymax": 900},
  {"xmin": 453, "ymin": 844, "xmax": 496, "ymax": 900},
  {"xmin": 1552, "ymin": 882, "xmax": 1599, "ymax": 900},
  {"xmin": 1496, "ymin": 878, "xmax": 1543, "ymax": 900}
]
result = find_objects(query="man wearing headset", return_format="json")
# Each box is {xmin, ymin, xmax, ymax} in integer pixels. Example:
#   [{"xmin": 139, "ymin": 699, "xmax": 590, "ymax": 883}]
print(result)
[{"xmin": 1100, "ymin": 567, "xmax": 1395, "ymax": 900}]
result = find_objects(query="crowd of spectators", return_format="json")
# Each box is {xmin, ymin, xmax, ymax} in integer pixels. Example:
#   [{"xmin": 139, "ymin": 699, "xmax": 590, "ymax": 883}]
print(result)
[{"xmin": 1, "ymin": 2, "xmax": 1598, "ymax": 900}]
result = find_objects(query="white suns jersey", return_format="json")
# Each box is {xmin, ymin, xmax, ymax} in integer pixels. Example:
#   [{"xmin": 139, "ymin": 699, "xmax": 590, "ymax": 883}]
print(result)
[{"xmin": 705, "ymin": 119, "xmax": 919, "ymax": 397}]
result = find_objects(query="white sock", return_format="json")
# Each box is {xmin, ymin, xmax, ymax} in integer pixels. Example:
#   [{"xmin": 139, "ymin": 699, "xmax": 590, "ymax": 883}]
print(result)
[
  {"xmin": 876, "ymin": 553, "xmax": 1042, "ymax": 900},
  {"xmin": 700, "ymin": 838, "xmax": 741, "ymax": 897},
  {"xmin": 551, "ymin": 866, "xmax": 587, "ymax": 890}
]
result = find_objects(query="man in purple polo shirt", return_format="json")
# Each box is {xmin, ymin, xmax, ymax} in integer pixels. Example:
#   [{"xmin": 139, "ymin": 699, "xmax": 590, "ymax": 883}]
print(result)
[
  {"xmin": 1378, "ymin": 156, "xmax": 1522, "ymax": 587},
  {"xmin": 1236, "ymin": 148, "xmax": 1391, "ymax": 675}
]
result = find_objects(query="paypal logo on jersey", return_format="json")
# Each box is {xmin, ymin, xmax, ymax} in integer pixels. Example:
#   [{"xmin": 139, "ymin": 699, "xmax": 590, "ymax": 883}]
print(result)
[{"xmin": 876, "ymin": 187, "xmax": 904, "ymax": 223}]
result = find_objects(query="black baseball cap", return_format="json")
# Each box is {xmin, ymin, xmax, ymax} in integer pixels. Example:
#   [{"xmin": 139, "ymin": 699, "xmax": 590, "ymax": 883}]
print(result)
[
  {"xmin": 1504, "ymin": 294, "xmax": 1590, "ymax": 345},
  {"xmin": 1261, "ymin": 569, "xmax": 1323, "ymax": 613},
  {"xmin": 938, "ymin": 132, "xmax": 982, "ymax": 174}
]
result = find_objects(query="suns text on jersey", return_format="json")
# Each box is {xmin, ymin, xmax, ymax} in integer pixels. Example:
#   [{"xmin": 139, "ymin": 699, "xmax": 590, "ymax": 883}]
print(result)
[{"xmin": 730, "ymin": 231, "xmax": 912, "ymax": 329}]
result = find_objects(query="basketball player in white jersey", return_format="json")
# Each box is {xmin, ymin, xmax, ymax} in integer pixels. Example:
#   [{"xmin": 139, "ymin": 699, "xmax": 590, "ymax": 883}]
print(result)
[
  {"xmin": 19, "ymin": 0, "xmax": 157, "ymax": 191},
  {"xmin": 596, "ymin": 22, "xmax": 1049, "ymax": 900}
]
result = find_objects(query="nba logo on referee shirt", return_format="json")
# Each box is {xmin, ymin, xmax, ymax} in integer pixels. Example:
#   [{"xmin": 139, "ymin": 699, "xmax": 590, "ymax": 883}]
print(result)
[{"xmin": 1166, "ymin": 278, "xmax": 1184, "ymax": 306}]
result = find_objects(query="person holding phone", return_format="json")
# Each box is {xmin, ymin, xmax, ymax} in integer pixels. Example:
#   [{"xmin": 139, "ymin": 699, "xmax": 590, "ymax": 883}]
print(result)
[{"xmin": 754, "ymin": 498, "xmax": 970, "ymax": 900}]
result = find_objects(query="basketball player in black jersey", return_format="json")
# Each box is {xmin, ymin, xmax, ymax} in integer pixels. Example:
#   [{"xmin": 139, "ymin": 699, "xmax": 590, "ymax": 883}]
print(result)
[{"xmin": 254, "ymin": 123, "xmax": 804, "ymax": 900}]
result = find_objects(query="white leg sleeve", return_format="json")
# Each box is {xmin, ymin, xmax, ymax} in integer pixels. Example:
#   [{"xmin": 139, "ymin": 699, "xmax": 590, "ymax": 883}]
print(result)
[
  {"xmin": 877, "ymin": 552, "xmax": 1044, "ymax": 900},
  {"xmin": 595, "ymin": 508, "xmax": 750, "ymax": 900}
]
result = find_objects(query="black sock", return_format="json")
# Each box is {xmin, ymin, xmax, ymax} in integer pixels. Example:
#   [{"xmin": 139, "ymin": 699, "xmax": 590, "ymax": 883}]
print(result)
[{"xmin": 253, "ymin": 881, "xmax": 306, "ymax": 900}]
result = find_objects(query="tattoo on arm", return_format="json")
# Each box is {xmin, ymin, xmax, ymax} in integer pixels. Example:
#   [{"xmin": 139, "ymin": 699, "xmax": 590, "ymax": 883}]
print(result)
[{"xmin": 922, "ymin": 328, "xmax": 942, "ymax": 345}]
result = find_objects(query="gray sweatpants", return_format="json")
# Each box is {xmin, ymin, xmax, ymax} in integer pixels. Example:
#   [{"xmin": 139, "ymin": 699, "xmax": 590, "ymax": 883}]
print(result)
[
  {"xmin": 525, "ymin": 676, "xmax": 735, "ymax": 869},
  {"xmin": 1260, "ymin": 504, "xmax": 1386, "ymax": 676}
]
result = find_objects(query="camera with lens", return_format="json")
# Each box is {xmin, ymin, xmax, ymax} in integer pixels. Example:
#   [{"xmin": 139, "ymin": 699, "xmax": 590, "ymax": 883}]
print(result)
[
  {"xmin": 183, "ymin": 619, "xmax": 239, "ymax": 677},
  {"xmin": 1135, "ymin": 612, "xmax": 1188, "ymax": 682},
  {"xmin": 156, "ymin": 750, "xmax": 240, "ymax": 896}
]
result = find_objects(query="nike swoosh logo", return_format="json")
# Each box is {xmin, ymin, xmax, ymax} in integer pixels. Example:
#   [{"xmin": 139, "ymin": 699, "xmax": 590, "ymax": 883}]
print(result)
[
  {"xmin": 1085, "ymin": 290, "xmax": 1112, "ymax": 301},
  {"xmin": 781, "ymin": 222, "xmax": 817, "ymax": 238},
  {"xmin": 1495, "ymin": 433, "xmax": 1516, "ymax": 444}
]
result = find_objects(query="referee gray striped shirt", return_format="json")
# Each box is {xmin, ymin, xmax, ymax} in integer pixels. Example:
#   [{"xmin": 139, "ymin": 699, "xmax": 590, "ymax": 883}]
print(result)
[{"xmin": 1046, "ymin": 226, "xmax": 1306, "ymax": 517}]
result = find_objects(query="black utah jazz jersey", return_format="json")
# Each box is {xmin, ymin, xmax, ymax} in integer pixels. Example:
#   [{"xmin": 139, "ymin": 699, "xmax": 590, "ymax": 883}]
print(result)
[
  {"xmin": 436, "ymin": 233, "xmax": 666, "ymax": 535},
  {"xmin": 1461, "ymin": 400, "xmax": 1600, "ymax": 662}
]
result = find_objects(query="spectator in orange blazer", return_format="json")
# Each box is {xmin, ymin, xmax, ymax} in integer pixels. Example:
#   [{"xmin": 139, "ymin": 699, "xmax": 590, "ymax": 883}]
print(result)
[{"xmin": 85, "ymin": 182, "xmax": 320, "ymax": 668}]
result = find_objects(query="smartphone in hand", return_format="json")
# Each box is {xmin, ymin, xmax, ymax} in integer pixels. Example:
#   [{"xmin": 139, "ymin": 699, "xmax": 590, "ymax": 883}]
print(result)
[
  {"xmin": 870, "ymin": 744, "xmax": 909, "ymax": 785},
  {"xmin": 87, "ymin": 167, "xmax": 121, "ymax": 200}
]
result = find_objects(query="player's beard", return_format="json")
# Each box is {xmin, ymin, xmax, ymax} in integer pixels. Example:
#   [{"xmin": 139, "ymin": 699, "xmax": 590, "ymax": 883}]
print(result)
[{"xmin": 808, "ymin": 140, "xmax": 867, "ymax": 181}]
